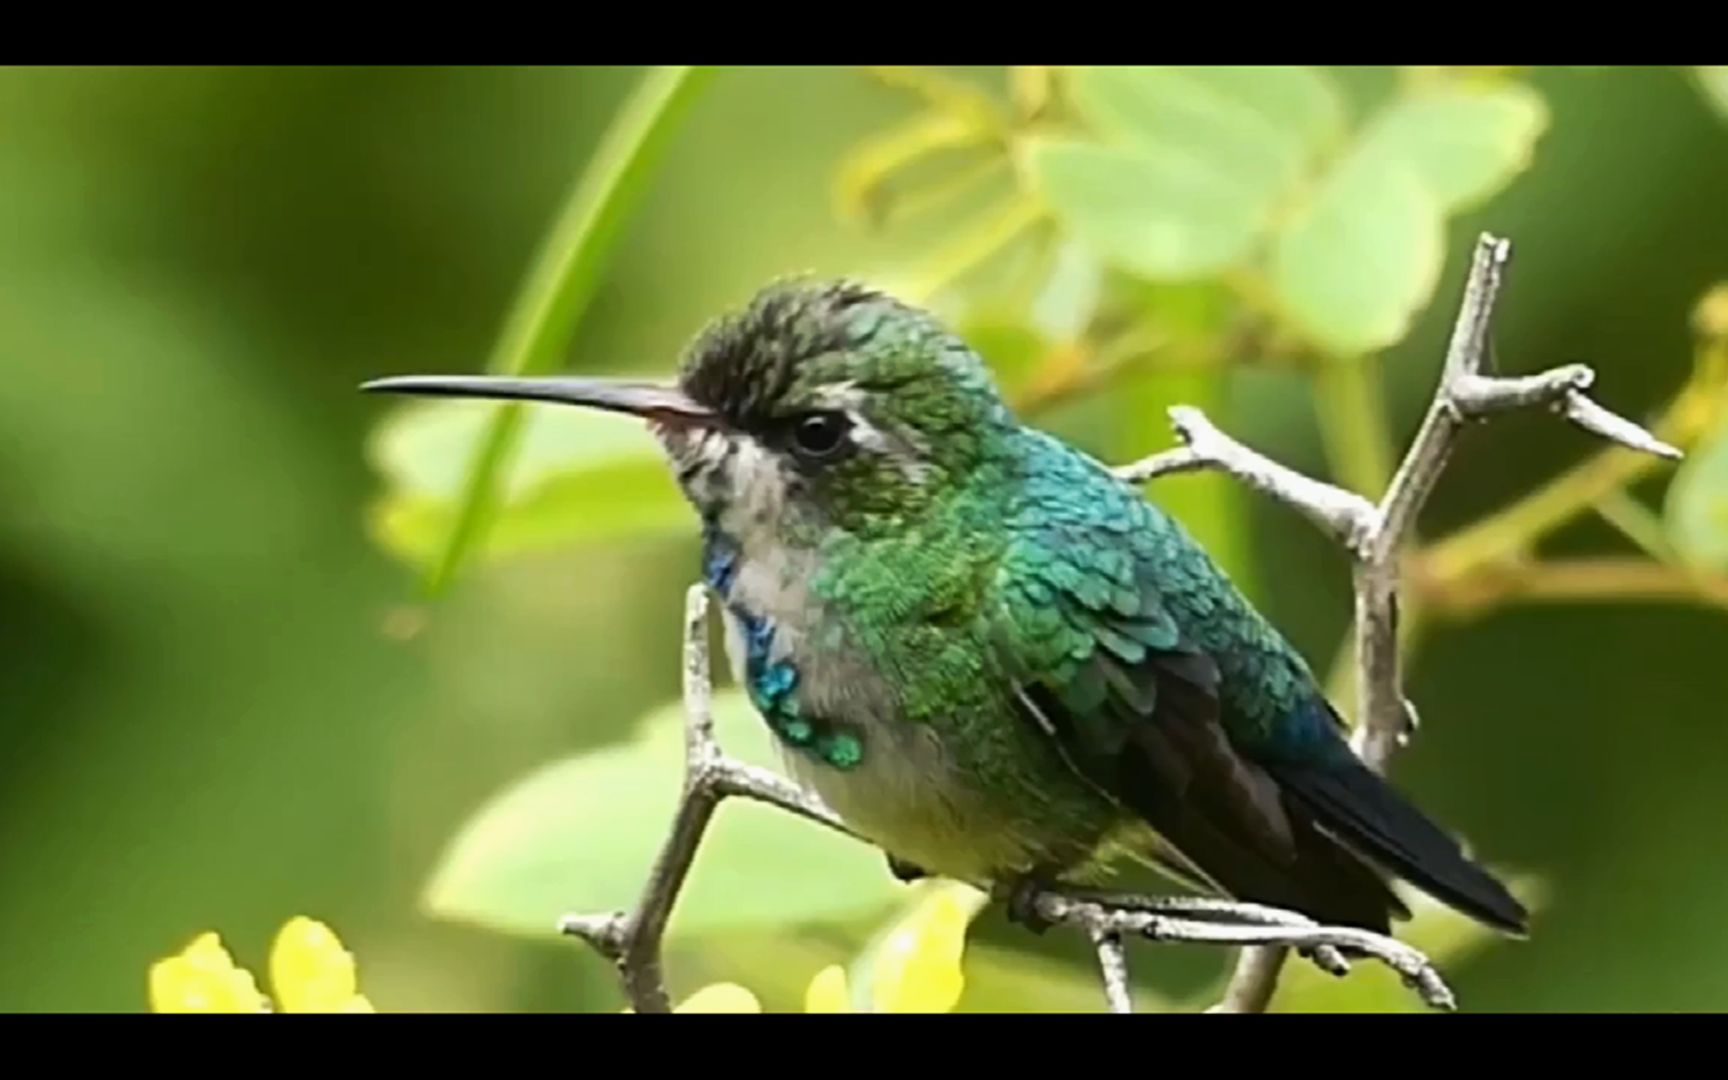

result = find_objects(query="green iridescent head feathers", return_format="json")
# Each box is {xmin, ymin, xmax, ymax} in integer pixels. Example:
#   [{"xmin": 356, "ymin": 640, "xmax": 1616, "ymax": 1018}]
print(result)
[{"xmin": 672, "ymin": 278, "xmax": 1014, "ymax": 531}]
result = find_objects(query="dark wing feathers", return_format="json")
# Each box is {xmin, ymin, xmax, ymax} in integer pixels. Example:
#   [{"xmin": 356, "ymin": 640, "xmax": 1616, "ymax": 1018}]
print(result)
[
  {"xmin": 1013, "ymin": 635, "xmax": 1410, "ymax": 933},
  {"xmin": 993, "ymin": 438, "xmax": 1527, "ymax": 935},
  {"xmin": 992, "ymin": 467, "xmax": 1411, "ymax": 932},
  {"xmin": 1266, "ymin": 751, "xmax": 1531, "ymax": 935}
]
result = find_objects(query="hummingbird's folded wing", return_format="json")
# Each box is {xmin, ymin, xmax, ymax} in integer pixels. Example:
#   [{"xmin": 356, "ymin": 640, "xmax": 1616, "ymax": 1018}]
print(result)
[{"xmin": 987, "ymin": 461, "xmax": 1411, "ymax": 932}]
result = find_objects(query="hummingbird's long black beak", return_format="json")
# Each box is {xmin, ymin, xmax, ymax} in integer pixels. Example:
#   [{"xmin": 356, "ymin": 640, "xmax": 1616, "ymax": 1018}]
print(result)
[{"xmin": 360, "ymin": 375, "xmax": 716, "ymax": 426}]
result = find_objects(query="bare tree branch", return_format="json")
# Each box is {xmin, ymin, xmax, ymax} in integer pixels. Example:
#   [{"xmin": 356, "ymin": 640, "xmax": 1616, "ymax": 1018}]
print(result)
[
  {"xmin": 560, "ymin": 232, "xmax": 1677, "ymax": 1015},
  {"xmin": 1117, "ymin": 407, "xmax": 1379, "ymax": 555},
  {"xmin": 1119, "ymin": 233, "xmax": 1681, "ymax": 1012}
]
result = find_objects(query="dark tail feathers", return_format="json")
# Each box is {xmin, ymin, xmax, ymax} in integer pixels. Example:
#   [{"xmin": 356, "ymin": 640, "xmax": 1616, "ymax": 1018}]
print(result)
[{"xmin": 1267, "ymin": 755, "xmax": 1530, "ymax": 936}]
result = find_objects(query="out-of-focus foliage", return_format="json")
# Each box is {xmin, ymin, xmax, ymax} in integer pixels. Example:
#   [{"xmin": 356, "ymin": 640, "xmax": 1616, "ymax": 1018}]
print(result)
[
  {"xmin": 1696, "ymin": 67, "xmax": 1728, "ymax": 120},
  {"xmin": 425, "ymin": 690, "xmax": 901, "ymax": 939},
  {"xmin": 368, "ymin": 399, "xmax": 688, "ymax": 568},
  {"xmin": 1026, "ymin": 67, "xmax": 1547, "ymax": 356},
  {"xmin": 1666, "ymin": 422, "xmax": 1728, "ymax": 570},
  {"xmin": 1665, "ymin": 288, "xmax": 1728, "ymax": 571},
  {"xmin": 3, "ymin": 65, "xmax": 1727, "ymax": 1014}
]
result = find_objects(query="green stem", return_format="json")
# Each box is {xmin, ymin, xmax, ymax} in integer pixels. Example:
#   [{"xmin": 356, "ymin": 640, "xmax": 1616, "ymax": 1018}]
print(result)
[
  {"xmin": 904, "ymin": 194, "xmax": 1046, "ymax": 303},
  {"xmin": 1313, "ymin": 355, "xmax": 1396, "ymax": 501},
  {"xmin": 1311, "ymin": 354, "xmax": 1400, "ymax": 724},
  {"xmin": 1593, "ymin": 489, "xmax": 1679, "ymax": 563},
  {"xmin": 422, "ymin": 65, "xmax": 713, "ymax": 597}
]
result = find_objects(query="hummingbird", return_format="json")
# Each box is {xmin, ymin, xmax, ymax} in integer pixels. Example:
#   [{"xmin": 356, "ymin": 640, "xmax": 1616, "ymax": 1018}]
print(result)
[{"xmin": 363, "ymin": 278, "xmax": 1528, "ymax": 939}]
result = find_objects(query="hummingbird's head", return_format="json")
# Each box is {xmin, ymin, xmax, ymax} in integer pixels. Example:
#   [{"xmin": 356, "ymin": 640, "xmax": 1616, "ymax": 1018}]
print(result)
[
  {"xmin": 663, "ymin": 278, "xmax": 1010, "ymax": 532},
  {"xmin": 363, "ymin": 278, "xmax": 1013, "ymax": 543}
]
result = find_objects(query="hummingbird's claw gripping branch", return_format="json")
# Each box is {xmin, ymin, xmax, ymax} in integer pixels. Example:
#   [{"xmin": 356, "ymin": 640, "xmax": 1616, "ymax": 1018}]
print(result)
[
  {"xmin": 1122, "ymin": 233, "xmax": 1681, "ymax": 1013},
  {"xmin": 1029, "ymin": 891, "xmax": 1455, "ymax": 1013},
  {"xmin": 561, "ymin": 585, "xmax": 1455, "ymax": 1014}
]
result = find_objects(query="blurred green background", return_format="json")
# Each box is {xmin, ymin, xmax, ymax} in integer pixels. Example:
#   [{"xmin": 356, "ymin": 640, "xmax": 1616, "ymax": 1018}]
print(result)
[{"xmin": 2, "ymin": 64, "xmax": 1726, "ymax": 1013}]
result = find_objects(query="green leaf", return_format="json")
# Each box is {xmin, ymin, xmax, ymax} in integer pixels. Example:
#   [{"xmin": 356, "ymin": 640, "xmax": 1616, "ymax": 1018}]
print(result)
[
  {"xmin": 1068, "ymin": 65, "xmax": 1345, "ymax": 205},
  {"xmin": 1271, "ymin": 148, "xmax": 1445, "ymax": 356},
  {"xmin": 1696, "ymin": 67, "xmax": 1728, "ymax": 122},
  {"xmin": 1023, "ymin": 137, "xmax": 1271, "ymax": 279},
  {"xmin": 405, "ymin": 65, "xmax": 712, "ymax": 597},
  {"xmin": 423, "ymin": 689, "xmax": 903, "ymax": 940},
  {"xmin": 953, "ymin": 310, "xmax": 1051, "ymax": 400},
  {"xmin": 1665, "ymin": 419, "xmax": 1728, "ymax": 571},
  {"xmin": 1355, "ymin": 83, "xmax": 1549, "ymax": 212},
  {"xmin": 366, "ymin": 399, "xmax": 691, "ymax": 569},
  {"xmin": 1029, "ymin": 67, "xmax": 1345, "ymax": 282}
]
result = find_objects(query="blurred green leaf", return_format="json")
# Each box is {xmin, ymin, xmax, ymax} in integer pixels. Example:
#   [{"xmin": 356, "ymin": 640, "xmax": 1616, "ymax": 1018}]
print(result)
[
  {"xmin": 1262, "ymin": 873, "xmax": 1546, "ymax": 1013},
  {"xmin": 1067, "ymin": 65, "xmax": 1344, "ymax": 205},
  {"xmin": 1695, "ymin": 67, "xmax": 1728, "ymax": 121},
  {"xmin": 1029, "ymin": 239, "xmax": 1104, "ymax": 341},
  {"xmin": 1664, "ymin": 419, "xmax": 1728, "ymax": 570},
  {"xmin": 1106, "ymin": 279, "xmax": 1255, "ymax": 588},
  {"xmin": 1026, "ymin": 67, "xmax": 1344, "ymax": 282},
  {"xmin": 366, "ymin": 399, "xmax": 690, "ymax": 569},
  {"xmin": 1271, "ymin": 149, "xmax": 1445, "ymax": 356},
  {"xmin": 954, "ymin": 310, "xmax": 1052, "ymax": 399},
  {"xmin": 423, "ymin": 689, "xmax": 902, "ymax": 940},
  {"xmin": 1023, "ymin": 138, "xmax": 1270, "ymax": 278},
  {"xmin": 1356, "ymin": 83, "xmax": 1549, "ymax": 212}
]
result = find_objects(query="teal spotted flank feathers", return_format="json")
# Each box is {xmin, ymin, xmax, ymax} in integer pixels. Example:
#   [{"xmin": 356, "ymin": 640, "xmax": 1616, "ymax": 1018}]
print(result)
[{"xmin": 363, "ymin": 280, "xmax": 1529, "ymax": 938}]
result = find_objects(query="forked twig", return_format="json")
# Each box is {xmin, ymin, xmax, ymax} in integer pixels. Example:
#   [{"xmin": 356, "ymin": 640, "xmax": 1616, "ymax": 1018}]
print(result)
[{"xmin": 1117, "ymin": 233, "xmax": 1679, "ymax": 1011}]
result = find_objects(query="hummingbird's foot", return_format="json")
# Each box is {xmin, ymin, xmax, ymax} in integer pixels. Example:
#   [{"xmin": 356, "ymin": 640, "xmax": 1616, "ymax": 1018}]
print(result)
[
  {"xmin": 1004, "ymin": 875, "xmax": 1056, "ymax": 936},
  {"xmin": 886, "ymin": 854, "xmax": 929, "ymax": 884}
]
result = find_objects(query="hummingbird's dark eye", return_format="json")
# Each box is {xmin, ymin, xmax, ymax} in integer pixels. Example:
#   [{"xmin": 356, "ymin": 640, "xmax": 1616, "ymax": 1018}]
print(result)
[{"xmin": 788, "ymin": 411, "xmax": 851, "ymax": 461}]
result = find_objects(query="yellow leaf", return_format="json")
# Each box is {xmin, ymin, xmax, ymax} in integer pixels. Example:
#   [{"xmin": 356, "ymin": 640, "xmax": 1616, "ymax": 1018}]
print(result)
[
  {"xmin": 149, "ymin": 932, "xmax": 267, "ymax": 1013},
  {"xmin": 804, "ymin": 965, "xmax": 851, "ymax": 1013},
  {"xmin": 269, "ymin": 916, "xmax": 365, "ymax": 1013}
]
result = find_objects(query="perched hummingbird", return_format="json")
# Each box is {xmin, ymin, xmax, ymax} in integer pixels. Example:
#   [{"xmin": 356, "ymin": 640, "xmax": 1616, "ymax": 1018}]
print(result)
[{"xmin": 364, "ymin": 279, "xmax": 1528, "ymax": 938}]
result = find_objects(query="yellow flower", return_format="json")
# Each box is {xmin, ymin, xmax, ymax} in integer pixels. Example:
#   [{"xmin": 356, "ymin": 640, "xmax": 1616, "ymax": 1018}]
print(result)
[
  {"xmin": 149, "ymin": 933, "xmax": 267, "ymax": 1014},
  {"xmin": 673, "ymin": 982, "xmax": 763, "ymax": 1013},
  {"xmin": 656, "ymin": 880, "xmax": 985, "ymax": 1015},
  {"xmin": 803, "ymin": 965, "xmax": 851, "ymax": 1013},
  {"xmin": 270, "ymin": 916, "xmax": 374, "ymax": 1013},
  {"xmin": 865, "ymin": 883, "xmax": 973, "ymax": 1013},
  {"xmin": 150, "ymin": 916, "xmax": 373, "ymax": 1013}
]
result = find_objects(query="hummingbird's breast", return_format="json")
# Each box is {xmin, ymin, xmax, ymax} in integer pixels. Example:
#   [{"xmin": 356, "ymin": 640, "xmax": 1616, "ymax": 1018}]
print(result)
[{"xmin": 700, "ymin": 513, "xmax": 1128, "ymax": 886}]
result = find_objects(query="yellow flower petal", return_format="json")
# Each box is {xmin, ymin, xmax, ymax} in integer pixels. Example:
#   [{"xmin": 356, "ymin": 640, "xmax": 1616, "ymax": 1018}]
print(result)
[
  {"xmin": 804, "ymin": 965, "xmax": 851, "ymax": 1013},
  {"xmin": 270, "ymin": 916, "xmax": 364, "ymax": 1013},
  {"xmin": 675, "ymin": 983, "xmax": 762, "ymax": 1013},
  {"xmin": 149, "ymin": 932, "xmax": 267, "ymax": 1013},
  {"xmin": 869, "ymin": 888, "xmax": 973, "ymax": 1013}
]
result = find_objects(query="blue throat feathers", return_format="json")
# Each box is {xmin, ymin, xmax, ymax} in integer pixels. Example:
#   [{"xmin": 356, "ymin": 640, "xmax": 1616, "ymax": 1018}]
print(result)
[{"xmin": 701, "ymin": 521, "xmax": 862, "ymax": 771}]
